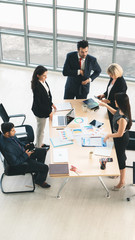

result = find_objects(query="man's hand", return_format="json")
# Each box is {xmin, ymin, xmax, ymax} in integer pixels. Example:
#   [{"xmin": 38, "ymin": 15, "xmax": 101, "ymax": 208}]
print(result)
[
  {"xmin": 80, "ymin": 70, "xmax": 84, "ymax": 76},
  {"xmin": 25, "ymin": 149, "xmax": 34, "ymax": 157},
  {"xmin": 81, "ymin": 79, "xmax": 90, "ymax": 85}
]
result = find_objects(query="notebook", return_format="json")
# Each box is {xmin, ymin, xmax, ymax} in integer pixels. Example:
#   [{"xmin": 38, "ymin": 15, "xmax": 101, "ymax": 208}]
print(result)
[
  {"xmin": 49, "ymin": 163, "xmax": 69, "ymax": 177},
  {"xmin": 52, "ymin": 108, "xmax": 75, "ymax": 127},
  {"xmin": 83, "ymin": 98, "xmax": 99, "ymax": 110},
  {"xmin": 55, "ymin": 102, "xmax": 72, "ymax": 111}
]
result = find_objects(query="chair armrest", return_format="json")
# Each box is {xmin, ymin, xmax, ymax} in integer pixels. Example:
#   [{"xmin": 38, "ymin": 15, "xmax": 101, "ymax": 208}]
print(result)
[{"xmin": 9, "ymin": 114, "xmax": 26, "ymax": 125}]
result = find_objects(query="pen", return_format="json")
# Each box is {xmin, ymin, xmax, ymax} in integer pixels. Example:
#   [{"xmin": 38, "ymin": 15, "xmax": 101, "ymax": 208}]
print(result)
[{"xmin": 56, "ymin": 128, "xmax": 64, "ymax": 130}]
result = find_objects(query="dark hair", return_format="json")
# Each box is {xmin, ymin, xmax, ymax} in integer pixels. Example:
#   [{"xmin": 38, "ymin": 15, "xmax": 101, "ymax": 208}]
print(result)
[
  {"xmin": 1, "ymin": 122, "xmax": 14, "ymax": 134},
  {"xmin": 115, "ymin": 93, "xmax": 132, "ymax": 130},
  {"xmin": 31, "ymin": 65, "xmax": 48, "ymax": 91},
  {"xmin": 77, "ymin": 40, "xmax": 88, "ymax": 50}
]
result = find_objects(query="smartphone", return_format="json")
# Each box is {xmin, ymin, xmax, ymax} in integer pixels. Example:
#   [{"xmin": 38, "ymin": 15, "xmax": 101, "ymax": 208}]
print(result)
[
  {"xmin": 94, "ymin": 95, "xmax": 100, "ymax": 99},
  {"xmin": 89, "ymin": 120, "xmax": 104, "ymax": 128},
  {"xmin": 106, "ymin": 158, "xmax": 113, "ymax": 162},
  {"xmin": 99, "ymin": 158, "xmax": 113, "ymax": 162}
]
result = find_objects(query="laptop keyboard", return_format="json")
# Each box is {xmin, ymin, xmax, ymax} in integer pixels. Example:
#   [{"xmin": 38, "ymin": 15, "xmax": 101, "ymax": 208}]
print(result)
[{"xmin": 58, "ymin": 116, "xmax": 65, "ymax": 125}]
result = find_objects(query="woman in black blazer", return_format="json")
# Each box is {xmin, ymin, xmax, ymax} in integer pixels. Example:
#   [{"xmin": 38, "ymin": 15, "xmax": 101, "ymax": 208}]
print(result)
[
  {"xmin": 31, "ymin": 65, "xmax": 56, "ymax": 148},
  {"xmin": 97, "ymin": 63, "xmax": 127, "ymax": 129}
]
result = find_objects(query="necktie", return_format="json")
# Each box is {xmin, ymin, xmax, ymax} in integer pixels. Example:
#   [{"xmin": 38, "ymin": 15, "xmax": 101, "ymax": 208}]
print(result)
[{"xmin": 79, "ymin": 58, "xmax": 82, "ymax": 69}]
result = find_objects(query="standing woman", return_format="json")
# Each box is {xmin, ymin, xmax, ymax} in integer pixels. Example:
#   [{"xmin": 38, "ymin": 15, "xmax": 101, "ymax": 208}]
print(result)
[
  {"xmin": 97, "ymin": 63, "xmax": 127, "ymax": 129},
  {"xmin": 31, "ymin": 65, "xmax": 56, "ymax": 148},
  {"xmin": 99, "ymin": 93, "xmax": 132, "ymax": 190}
]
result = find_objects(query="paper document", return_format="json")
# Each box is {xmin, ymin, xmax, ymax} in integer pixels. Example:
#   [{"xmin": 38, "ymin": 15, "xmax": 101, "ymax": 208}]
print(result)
[
  {"xmin": 94, "ymin": 142, "xmax": 113, "ymax": 156},
  {"xmin": 55, "ymin": 102, "xmax": 72, "ymax": 111},
  {"xmin": 53, "ymin": 148, "xmax": 68, "ymax": 163}
]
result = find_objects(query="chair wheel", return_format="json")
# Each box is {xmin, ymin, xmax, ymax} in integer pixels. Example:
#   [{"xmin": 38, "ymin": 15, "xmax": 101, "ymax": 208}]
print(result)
[{"xmin": 127, "ymin": 198, "xmax": 130, "ymax": 201}]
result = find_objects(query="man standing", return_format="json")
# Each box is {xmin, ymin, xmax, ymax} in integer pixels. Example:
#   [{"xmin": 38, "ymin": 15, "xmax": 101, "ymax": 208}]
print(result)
[
  {"xmin": 63, "ymin": 40, "xmax": 101, "ymax": 99},
  {"xmin": 0, "ymin": 122, "xmax": 50, "ymax": 188}
]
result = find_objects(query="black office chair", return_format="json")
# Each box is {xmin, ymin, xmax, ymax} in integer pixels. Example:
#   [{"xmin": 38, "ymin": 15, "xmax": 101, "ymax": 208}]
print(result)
[
  {"xmin": 0, "ymin": 103, "xmax": 26, "ymax": 125},
  {"xmin": 0, "ymin": 150, "xmax": 35, "ymax": 194},
  {"xmin": 126, "ymin": 120, "xmax": 135, "ymax": 201},
  {"xmin": 0, "ymin": 128, "xmax": 35, "ymax": 194}
]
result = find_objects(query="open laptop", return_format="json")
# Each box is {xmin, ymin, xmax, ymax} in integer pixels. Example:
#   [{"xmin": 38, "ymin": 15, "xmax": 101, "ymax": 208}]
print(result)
[{"xmin": 52, "ymin": 109, "xmax": 75, "ymax": 127}]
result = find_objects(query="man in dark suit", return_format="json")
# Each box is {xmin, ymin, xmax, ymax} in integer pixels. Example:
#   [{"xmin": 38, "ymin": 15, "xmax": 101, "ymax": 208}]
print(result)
[
  {"xmin": 63, "ymin": 40, "xmax": 101, "ymax": 99},
  {"xmin": 0, "ymin": 122, "xmax": 50, "ymax": 188}
]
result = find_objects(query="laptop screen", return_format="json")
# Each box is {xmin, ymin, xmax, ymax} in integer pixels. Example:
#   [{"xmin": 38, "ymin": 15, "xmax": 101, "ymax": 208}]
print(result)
[{"xmin": 66, "ymin": 109, "xmax": 75, "ymax": 125}]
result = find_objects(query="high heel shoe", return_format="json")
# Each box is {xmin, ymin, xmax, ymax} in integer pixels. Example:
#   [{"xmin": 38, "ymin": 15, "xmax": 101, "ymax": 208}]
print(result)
[{"xmin": 112, "ymin": 185, "xmax": 125, "ymax": 191}]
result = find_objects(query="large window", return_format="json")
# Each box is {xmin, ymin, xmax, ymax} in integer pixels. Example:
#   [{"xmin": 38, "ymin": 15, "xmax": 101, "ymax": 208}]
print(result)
[{"xmin": 0, "ymin": 0, "xmax": 135, "ymax": 81}]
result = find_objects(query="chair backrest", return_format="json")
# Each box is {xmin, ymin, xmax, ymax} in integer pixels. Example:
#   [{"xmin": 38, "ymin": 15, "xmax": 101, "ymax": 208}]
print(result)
[
  {"xmin": 16, "ymin": 124, "xmax": 34, "ymax": 144},
  {"xmin": 0, "ymin": 103, "xmax": 9, "ymax": 122}
]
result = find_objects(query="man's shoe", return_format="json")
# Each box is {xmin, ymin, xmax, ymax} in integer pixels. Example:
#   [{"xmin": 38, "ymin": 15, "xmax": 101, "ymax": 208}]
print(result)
[{"xmin": 36, "ymin": 182, "xmax": 51, "ymax": 188}]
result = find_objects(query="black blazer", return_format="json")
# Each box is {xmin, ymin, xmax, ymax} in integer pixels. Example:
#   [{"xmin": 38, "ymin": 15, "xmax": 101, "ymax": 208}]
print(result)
[
  {"xmin": 32, "ymin": 81, "xmax": 53, "ymax": 118},
  {"xmin": 0, "ymin": 134, "xmax": 28, "ymax": 166},
  {"xmin": 63, "ymin": 51, "xmax": 101, "ymax": 96},
  {"xmin": 104, "ymin": 76, "xmax": 127, "ymax": 108}
]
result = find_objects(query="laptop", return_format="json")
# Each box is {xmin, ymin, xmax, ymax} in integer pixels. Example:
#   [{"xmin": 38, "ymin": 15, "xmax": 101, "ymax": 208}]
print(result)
[
  {"xmin": 52, "ymin": 109, "xmax": 75, "ymax": 127},
  {"xmin": 83, "ymin": 98, "xmax": 99, "ymax": 110}
]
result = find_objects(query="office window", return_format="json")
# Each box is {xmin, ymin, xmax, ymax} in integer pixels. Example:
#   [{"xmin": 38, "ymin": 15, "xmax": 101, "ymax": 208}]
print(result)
[
  {"xmin": 88, "ymin": 45, "xmax": 112, "ymax": 74},
  {"xmin": 116, "ymin": 48, "xmax": 135, "ymax": 78},
  {"xmin": 57, "ymin": 41, "xmax": 76, "ymax": 68},
  {"xmin": 29, "ymin": 38, "xmax": 53, "ymax": 66},
  {"xmin": 88, "ymin": 0, "xmax": 116, "ymax": 11},
  {"xmin": 57, "ymin": 0, "xmax": 83, "ymax": 8},
  {"xmin": 57, "ymin": 10, "xmax": 83, "ymax": 36},
  {"xmin": 119, "ymin": 0, "xmax": 135, "ymax": 14},
  {"xmin": 87, "ymin": 14, "xmax": 114, "ymax": 41},
  {"xmin": 1, "ymin": 34, "xmax": 25, "ymax": 62},
  {"xmin": 118, "ymin": 17, "xmax": 135, "ymax": 43},
  {"xmin": 0, "ymin": 3, "xmax": 23, "ymax": 30},
  {"xmin": 28, "ymin": 0, "xmax": 52, "ymax": 4},
  {"xmin": 28, "ymin": 7, "xmax": 53, "ymax": 33}
]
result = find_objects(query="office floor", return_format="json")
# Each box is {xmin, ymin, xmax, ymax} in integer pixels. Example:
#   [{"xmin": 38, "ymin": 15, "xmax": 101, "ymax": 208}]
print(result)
[{"xmin": 0, "ymin": 64, "xmax": 135, "ymax": 240}]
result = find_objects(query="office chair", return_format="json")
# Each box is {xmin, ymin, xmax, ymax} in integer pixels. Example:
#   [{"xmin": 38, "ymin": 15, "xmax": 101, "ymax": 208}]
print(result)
[
  {"xmin": 0, "ymin": 103, "xmax": 26, "ymax": 125},
  {"xmin": 0, "ymin": 128, "xmax": 35, "ymax": 194},
  {"xmin": 126, "ymin": 120, "xmax": 135, "ymax": 201},
  {"xmin": 0, "ymin": 151, "xmax": 35, "ymax": 194}
]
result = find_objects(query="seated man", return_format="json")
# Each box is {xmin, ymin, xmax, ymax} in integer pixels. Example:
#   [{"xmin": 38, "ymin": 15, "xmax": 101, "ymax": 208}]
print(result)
[{"xmin": 0, "ymin": 122, "xmax": 50, "ymax": 188}]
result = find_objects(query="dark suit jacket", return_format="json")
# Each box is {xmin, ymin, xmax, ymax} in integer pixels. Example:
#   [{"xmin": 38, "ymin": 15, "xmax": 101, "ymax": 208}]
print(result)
[
  {"xmin": 32, "ymin": 81, "xmax": 53, "ymax": 118},
  {"xmin": 104, "ymin": 76, "xmax": 127, "ymax": 108},
  {"xmin": 0, "ymin": 134, "xmax": 28, "ymax": 166},
  {"xmin": 63, "ymin": 51, "xmax": 101, "ymax": 97}
]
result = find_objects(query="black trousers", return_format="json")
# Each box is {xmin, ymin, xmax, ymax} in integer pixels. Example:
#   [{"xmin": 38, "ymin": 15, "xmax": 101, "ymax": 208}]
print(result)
[
  {"xmin": 64, "ymin": 87, "xmax": 88, "ymax": 99},
  {"xmin": 26, "ymin": 148, "xmax": 48, "ymax": 185}
]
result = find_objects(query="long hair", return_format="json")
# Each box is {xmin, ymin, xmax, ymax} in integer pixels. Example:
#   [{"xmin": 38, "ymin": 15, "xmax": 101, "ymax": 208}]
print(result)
[
  {"xmin": 115, "ymin": 93, "xmax": 132, "ymax": 130},
  {"xmin": 31, "ymin": 65, "xmax": 47, "ymax": 91}
]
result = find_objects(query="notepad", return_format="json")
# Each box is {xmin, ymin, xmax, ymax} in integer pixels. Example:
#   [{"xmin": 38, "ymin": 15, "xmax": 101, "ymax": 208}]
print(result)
[
  {"xmin": 53, "ymin": 148, "xmax": 68, "ymax": 163},
  {"xmin": 55, "ymin": 102, "xmax": 72, "ymax": 111},
  {"xmin": 49, "ymin": 163, "xmax": 69, "ymax": 177},
  {"xmin": 50, "ymin": 137, "xmax": 73, "ymax": 147}
]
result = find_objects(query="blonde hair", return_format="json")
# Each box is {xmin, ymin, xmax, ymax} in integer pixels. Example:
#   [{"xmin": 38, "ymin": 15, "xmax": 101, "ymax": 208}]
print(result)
[{"xmin": 107, "ymin": 63, "xmax": 123, "ymax": 78}]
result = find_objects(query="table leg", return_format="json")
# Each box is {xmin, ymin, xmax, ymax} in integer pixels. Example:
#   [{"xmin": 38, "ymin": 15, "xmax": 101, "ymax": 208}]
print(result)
[
  {"xmin": 98, "ymin": 176, "xmax": 110, "ymax": 198},
  {"xmin": 56, "ymin": 177, "xmax": 69, "ymax": 199}
]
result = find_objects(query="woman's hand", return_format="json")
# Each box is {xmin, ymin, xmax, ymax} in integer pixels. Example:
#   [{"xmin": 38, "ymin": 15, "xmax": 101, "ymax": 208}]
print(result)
[
  {"xmin": 103, "ymin": 134, "xmax": 110, "ymax": 142},
  {"xmin": 49, "ymin": 112, "xmax": 53, "ymax": 121},
  {"xmin": 101, "ymin": 99, "xmax": 110, "ymax": 104},
  {"xmin": 99, "ymin": 100, "xmax": 107, "ymax": 107},
  {"xmin": 97, "ymin": 94, "xmax": 105, "ymax": 100}
]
